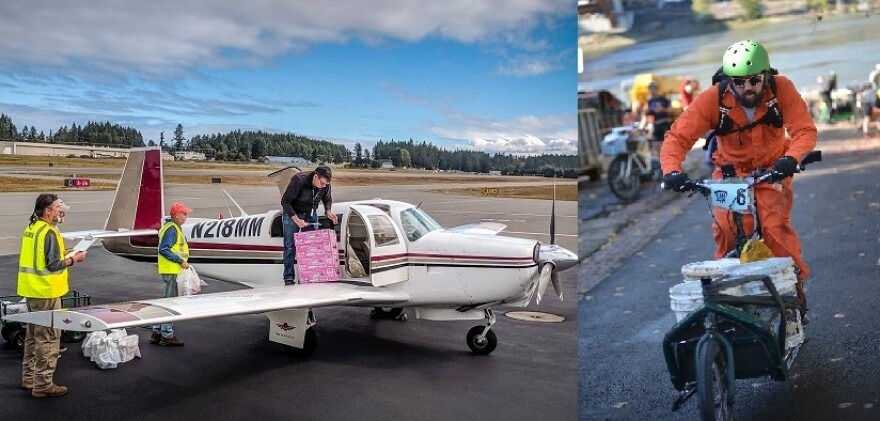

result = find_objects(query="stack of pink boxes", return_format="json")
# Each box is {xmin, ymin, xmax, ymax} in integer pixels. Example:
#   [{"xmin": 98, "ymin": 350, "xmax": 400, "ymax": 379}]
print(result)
[{"xmin": 294, "ymin": 229, "xmax": 340, "ymax": 283}]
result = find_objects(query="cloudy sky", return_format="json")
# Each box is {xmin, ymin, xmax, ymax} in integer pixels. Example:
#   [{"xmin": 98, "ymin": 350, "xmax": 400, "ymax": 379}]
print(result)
[{"xmin": 0, "ymin": 1, "xmax": 576, "ymax": 155}]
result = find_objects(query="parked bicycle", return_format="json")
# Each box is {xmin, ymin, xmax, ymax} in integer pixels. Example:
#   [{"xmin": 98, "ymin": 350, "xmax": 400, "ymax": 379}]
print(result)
[
  {"xmin": 600, "ymin": 124, "xmax": 662, "ymax": 201},
  {"xmin": 660, "ymin": 151, "xmax": 821, "ymax": 421}
]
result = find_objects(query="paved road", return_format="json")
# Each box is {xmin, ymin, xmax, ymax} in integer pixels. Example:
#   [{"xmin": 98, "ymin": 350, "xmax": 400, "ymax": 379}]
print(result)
[
  {"xmin": 578, "ymin": 127, "xmax": 880, "ymax": 420},
  {"xmin": 0, "ymin": 181, "xmax": 578, "ymax": 420}
]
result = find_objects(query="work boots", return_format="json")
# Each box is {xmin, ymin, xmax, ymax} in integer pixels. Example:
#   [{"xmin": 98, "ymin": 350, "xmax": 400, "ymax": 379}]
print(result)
[
  {"xmin": 31, "ymin": 384, "xmax": 68, "ymax": 398},
  {"xmin": 149, "ymin": 331, "xmax": 161, "ymax": 344},
  {"xmin": 159, "ymin": 336, "xmax": 184, "ymax": 346}
]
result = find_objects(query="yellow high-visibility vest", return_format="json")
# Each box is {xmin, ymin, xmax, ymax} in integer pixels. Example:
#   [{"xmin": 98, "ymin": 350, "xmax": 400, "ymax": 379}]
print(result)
[
  {"xmin": 158, "ymin": 221, "xmax": 189, "ymax": 274},
  {"xmin": 17, "ymin": 220, "xmax": 69, "ymax": 298}
]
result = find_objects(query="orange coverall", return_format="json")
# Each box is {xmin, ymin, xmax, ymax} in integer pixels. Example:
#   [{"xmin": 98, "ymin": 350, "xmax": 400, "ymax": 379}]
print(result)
[{"xmin": 660, "ymin": 74, "xmax": 817, "ymax": 288}]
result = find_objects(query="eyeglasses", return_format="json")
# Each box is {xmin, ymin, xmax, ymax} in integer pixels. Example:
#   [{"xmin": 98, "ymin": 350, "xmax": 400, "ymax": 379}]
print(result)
[{"xmin": 730, "ymin": 74, "xmax": 763, "ymax": 87}]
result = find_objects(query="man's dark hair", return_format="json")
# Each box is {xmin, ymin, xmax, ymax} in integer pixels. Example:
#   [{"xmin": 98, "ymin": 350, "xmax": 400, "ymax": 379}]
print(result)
[
  {"xmin": 31, "ymin": 193, "xmax": 58, "ymax": 225},
  {"xmin": 314, "ymin": 165, "xmax": 332, "ymax": 181}
]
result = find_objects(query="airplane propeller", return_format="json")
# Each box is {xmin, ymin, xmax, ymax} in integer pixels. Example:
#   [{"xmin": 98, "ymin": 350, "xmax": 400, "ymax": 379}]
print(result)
[{"xmin": 534, "ymin": 174, "xmax": 567, "ymax": 305}]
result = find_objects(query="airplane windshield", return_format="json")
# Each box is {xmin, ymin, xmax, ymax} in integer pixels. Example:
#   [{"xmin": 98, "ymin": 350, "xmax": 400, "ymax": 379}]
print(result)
[{"xmin": 400, "ymin": 208, "xmax": 442, "ymax": 242}]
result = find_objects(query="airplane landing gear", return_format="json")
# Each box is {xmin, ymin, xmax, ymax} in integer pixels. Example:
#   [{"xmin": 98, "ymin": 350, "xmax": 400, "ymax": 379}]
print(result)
[
  {"xmin": 466, "ymin": 309, "xmax": 497, "ymax": 355},
  {"xmin": 370, "ymin": 307, "xmax": 407, "ymax": 321},
  {"xmin": 283, "ymin": 327, "xmax": 317, "ymax": 359}
]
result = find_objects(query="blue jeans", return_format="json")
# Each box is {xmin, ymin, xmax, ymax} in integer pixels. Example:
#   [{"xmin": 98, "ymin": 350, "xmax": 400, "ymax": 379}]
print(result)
[
  {"xmin": 152, "ymin": 274, "xmax": 178, "ymax": 338},
  {"xmin": 282, "ymin": 210, "xmax": 318, "ymax": 282}
]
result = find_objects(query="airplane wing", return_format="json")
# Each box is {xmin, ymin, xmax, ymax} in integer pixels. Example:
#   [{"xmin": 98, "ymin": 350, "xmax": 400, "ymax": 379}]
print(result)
[
  {"xmin": 61, "ymin": 228, "xmax": 159, "ymax": 258},
  {"xmin": 3, "ymin": 283, "xmax": 410, "ymax": 332},
  {"xmin": 447, "ymin": 222, "xmax": 507, "ymax": 236}
]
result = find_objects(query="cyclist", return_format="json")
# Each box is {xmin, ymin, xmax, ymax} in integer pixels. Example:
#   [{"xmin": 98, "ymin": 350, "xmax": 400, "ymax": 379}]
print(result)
[{"xmin": 659, "ymin": 40, "xmax": 817, "ymax": 311}]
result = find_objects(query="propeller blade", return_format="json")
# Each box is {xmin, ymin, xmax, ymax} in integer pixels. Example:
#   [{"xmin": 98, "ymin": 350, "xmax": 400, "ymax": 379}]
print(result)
[
  {"xmin": 551, "ymin": 271, "xmax": 563, "ymax": 301},
  {"xmin": 536, "ymin": 263, "xmax": 552, "ymax": 305},
  {"xmin": 550, "ymin": 175, "xmax": 556, "ymax": 245}
]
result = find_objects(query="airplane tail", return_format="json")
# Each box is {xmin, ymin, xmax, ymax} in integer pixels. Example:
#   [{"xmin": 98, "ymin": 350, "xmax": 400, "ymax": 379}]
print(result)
[
  {"xmin": 267, "ymin": 166, "xmax": 302, "ymax": 196},
  {"xmin": 102, "ymin": 147, "xmax": 165, "ymax": 254}
]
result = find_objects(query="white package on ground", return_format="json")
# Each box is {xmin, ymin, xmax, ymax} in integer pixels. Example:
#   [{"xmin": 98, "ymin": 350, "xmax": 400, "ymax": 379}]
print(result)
[{"xmin": 81, "ymin": 329, "xmax": 142, "ymax": 369}]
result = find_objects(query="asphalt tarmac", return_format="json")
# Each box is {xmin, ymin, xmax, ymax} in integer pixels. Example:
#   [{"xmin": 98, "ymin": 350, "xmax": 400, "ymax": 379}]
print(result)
[
  {"xmin": 578, "ymin": 128, "xmax": 880, "ymax": 420},
  {"xmin": 0, "ymin": 182, "xmax": 578, "ymax": 420}
]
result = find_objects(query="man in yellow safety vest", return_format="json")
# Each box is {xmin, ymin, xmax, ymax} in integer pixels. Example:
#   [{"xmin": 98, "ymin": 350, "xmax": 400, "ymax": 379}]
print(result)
[
  {"xmin": 150, "ymin": 202, "xmax": 191, "ymax": 346},
  {"xmin": 18, "ymin": 194, "xmax": 87, "ymax": 398}
]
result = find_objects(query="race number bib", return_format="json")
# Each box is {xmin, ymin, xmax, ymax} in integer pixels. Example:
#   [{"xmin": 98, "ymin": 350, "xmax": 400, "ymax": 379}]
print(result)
[{"xmin": 708, "ymin": 182, "xmax": 753, "ymax": 213}]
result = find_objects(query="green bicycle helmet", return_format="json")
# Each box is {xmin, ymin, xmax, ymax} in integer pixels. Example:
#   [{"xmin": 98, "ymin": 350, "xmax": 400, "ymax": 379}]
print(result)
[{"xmin": 722, "ymin": 40, "xmax": 770, "ymax": 77}]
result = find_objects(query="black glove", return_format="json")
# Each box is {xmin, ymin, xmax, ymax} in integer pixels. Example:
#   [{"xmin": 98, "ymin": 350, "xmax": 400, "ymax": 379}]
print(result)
[
  {"xmin": 662, "ymin": 171, "xmax": 690, "ymax": 192},
  {"xmin": 772, "ymin": 156, "xmax": 798, "ymax": 179}
]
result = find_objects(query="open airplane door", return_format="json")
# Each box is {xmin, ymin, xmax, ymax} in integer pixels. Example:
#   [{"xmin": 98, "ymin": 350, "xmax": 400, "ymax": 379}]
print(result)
[{"xmin": 349, "ymin": 205, "xmax": 408, "ymax": 287}]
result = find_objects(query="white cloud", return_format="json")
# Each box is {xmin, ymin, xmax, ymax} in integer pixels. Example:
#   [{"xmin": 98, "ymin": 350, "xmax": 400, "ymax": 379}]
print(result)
[
  {"xmin": 0, "ymin": 1, "xmax": 569, "ymax": 76},
  {"xmin": 429, "ymin": 114, "xmax": 576, "ymax": 155}
]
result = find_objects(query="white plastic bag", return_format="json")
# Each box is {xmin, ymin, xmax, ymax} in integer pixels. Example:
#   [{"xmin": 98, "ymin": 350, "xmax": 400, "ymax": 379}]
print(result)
[
  {"xmin": 176, "ymin": 266, "xmax": 208, "ymax": 296},
  {"xmin": 82, "ymin": 331, "xmax": 107, "ymax": 358},
  {"xmin": 82, "ymin": 329, "xmax": 141, "ymax": 369}
]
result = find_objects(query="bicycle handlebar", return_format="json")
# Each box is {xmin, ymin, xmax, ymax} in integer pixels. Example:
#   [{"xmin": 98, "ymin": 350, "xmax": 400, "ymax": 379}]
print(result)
[{"xmin": 670, "ymin": 150, "xmax": 822, "ymax": 194}]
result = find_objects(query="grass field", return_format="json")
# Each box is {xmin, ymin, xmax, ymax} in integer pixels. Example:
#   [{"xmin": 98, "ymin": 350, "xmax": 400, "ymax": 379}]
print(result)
[
  {"xmin": 0, "ymin": 176, "xmax": 117, "ymax": 192},
  {"xmin": 429, "ymin": 185, "xmax": 577, "ymax": 201},
  {"xmin": 26, "ymin": 171, "xmax": 564, "ymax": 187}
]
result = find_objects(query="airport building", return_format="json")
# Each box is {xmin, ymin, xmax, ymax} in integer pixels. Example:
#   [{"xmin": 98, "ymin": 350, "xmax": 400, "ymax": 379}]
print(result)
[{"xmin": 0, "ymin": 141, "xmax": 174, "ymax": 160}]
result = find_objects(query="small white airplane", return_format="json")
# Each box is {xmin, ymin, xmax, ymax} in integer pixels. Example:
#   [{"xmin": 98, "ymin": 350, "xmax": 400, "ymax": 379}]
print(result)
[{"xmin": 5, "ymin": 147, "xmax": 577, "ymax": 357}]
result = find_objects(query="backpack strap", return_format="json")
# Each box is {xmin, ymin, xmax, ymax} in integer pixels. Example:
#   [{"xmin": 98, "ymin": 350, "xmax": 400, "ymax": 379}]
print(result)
[{"xmin": 715, "ymin": 69, "xmax": 783, "ymax": 136}]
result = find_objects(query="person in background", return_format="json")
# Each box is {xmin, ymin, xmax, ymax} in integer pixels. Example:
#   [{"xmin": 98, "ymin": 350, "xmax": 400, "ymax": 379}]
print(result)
[
  {"xmin": 151, "ymin": 202, "xmax": 191, "ymax": 346},
  {"xmin": 280, "ymin": 165, "xmax": 338, "ymax": 285},
  {"xmin": 19, "ymin": 194, "xmax": 87, "ymax": 398},
  {"xmin": 679, "ymin": 78, "xmax": 699, "ymax": 109},
  {"xmin": 858, "ymin": 84, "xmax": 879, "ymax": 137},
  {"xmin": 639, "ymin": 81, "xmax": 672, "ymax": 156},
  {"xmin": 868, "ymin": 63, "xmax": 880, "ymax": 91}
]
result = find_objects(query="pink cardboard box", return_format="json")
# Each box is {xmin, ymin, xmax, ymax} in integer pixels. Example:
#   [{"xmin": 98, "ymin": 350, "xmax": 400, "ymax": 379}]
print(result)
[
  {"xmin": 294, "ymin": 229, "xmax": 339, "ymax": 283},
  {"xmin": 299, "ymin": 265, "xmax": 340, "ymax": 283}
]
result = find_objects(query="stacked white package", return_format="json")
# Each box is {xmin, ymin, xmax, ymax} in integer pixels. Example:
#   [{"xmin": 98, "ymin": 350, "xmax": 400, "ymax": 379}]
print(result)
[
  {"xmin": 722, "ymin": 257, "xmax": 798, "ymax": 297},
  {"xmin": 670, "ymin": 259, "xmax": 743, "ymax": 322},
  {"xmin": 81, "ymin": 329, "xmax": 142, "ymax": 369}
]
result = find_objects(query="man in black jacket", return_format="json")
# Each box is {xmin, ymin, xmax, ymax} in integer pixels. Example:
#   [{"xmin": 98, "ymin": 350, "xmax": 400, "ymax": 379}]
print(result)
[{"xmin": 280, "ymin": 165, "xmax": 338, "ymax": 285}]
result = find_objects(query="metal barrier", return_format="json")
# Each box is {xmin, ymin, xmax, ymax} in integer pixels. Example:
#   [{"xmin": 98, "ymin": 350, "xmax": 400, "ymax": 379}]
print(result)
[{"xmin": 578, "ymin": 108, "xmax": 603, "ymax": 181}]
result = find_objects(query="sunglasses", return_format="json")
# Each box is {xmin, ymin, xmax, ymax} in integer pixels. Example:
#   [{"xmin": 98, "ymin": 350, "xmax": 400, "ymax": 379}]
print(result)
[{"xmin": 730, "ymin": 74, "xmax": 764, "ymax": 87}]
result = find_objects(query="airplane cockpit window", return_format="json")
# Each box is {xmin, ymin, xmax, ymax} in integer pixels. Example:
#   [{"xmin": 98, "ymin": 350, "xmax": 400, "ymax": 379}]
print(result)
[
  {"xmin": 367, "ymin": 215, "xmax": 399, "ymax": 247},
  {"xmin": 399, "ymin": 208, "xmax": 442, "ymax": 242}
]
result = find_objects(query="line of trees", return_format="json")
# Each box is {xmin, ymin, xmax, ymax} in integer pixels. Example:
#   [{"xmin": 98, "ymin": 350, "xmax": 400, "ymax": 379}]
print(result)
[
  {"xmin": 0, "ymin": 114, "xmax": 144, "ymax": 147},
  {"xmin": 354, "ymin": 139, "xmax": 577, "ymax": 177},
  {"xmin": 1, "ymin": 114, "xmax": 576, "ymax": 176}
]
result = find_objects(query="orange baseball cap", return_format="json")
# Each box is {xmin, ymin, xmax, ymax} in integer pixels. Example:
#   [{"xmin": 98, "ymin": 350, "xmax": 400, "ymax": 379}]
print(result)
[{"xmin": 170, "ymin": 202, "xmax": 192, "ymax": 215}]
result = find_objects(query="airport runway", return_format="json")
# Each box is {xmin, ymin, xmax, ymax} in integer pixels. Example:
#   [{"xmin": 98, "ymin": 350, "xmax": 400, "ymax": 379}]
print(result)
[{"xmin": 0, "ymin": 183, "xmax": 578, "ymax": 420}]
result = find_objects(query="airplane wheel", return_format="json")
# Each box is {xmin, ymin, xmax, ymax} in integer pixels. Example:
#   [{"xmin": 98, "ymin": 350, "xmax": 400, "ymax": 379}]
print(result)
[
  {"xmin": 370, "ymin": 307, "xmax": 404, "ymax": 320},
  {"xmin": 10, "ymin": 328, "xmax": 26, "ymax": 350},
  {"xmin": 466, "ymin": 326, "xmax": 497, "ymax": 355},
  {"xmin": 62, "ymin": 330, "xmax": 87, "ymax": 343},
  {"xmin": 283, "ymin": 328, "xmax": 317, "ymax": 359},
  {"xmin": 1, "ymin": 325, "xmax": 14, "ymax": 342}
]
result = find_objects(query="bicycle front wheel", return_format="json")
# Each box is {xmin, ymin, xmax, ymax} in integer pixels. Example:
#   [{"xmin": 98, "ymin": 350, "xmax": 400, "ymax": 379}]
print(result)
[
  {"xmin": 696, "ymin": 337, "xmax": 734, "ymax": 421},
  {"xmin": 607, "ymin": 154, "xmax": 641, "ymax": 202}
]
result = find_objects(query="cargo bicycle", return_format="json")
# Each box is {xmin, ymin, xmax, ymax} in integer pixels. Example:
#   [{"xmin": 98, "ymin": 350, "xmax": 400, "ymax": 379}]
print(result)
[{"xmin": 661, "ymin": 151, "xmax": 821, "ymax": 421}]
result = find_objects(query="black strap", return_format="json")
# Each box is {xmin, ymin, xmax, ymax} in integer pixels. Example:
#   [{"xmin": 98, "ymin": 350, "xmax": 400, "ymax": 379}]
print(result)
[{"xmin": 715, "ymin": 70, "xmax": 782, "ymax": 136}]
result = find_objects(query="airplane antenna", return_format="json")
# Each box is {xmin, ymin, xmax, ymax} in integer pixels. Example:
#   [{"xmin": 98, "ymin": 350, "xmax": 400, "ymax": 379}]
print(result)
[
  {"xmin": 550, "ymin": 171, "xmax": 556, "ymax": 245},
  {"xmin": 416, "ymin": 201, "xmax": 422, "ymax": 209},
  {"xmin": 220, "ymin": 188, "xmax": 249, "ymax": 217}
]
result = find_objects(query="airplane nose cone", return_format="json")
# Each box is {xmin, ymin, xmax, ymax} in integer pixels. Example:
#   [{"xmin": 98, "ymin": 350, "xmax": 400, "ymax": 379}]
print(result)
[{"xmin": 538, "ymin": 244, "xmax": 578, "ymax": 272}]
